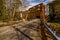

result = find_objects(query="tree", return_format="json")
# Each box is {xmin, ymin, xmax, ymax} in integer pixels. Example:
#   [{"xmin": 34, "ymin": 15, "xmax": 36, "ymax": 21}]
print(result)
[
  {"xmin": 0, "ymin": 0, "xmax": 3, "ymax": 20},
  {"xmin": 0, "ymin": 0, "xmax": 6, "ymax": 21},
  {"xmin": 3, "ymin": 0, "xmax": 22, "ymax": 21},
  {"xmin": 49, "ymin": 0, "xmax": 60, "ymax": 22}
]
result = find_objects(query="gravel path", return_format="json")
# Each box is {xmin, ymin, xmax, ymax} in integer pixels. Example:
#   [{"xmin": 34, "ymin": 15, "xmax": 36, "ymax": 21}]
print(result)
[{"xmin": 0, "ymin": 19, "xmax": 42, "ymax": 40}]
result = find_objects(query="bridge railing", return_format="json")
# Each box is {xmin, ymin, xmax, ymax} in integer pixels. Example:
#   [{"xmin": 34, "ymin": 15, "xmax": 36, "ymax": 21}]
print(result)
[{"xmin": 43, "ymin": 21, "xmax": 58, "ymax": 40}]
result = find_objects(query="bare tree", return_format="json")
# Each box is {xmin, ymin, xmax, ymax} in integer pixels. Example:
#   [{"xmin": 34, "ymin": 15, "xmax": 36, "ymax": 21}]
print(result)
[{"xmin": 3, "ymin": 0, "xmax": 22, "ymax": 21}]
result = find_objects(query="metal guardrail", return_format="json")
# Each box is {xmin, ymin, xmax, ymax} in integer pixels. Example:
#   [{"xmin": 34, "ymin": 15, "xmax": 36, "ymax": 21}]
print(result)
[{"xmin": 43, "ymin": 21, "xmax": 58, "ymax": 40}]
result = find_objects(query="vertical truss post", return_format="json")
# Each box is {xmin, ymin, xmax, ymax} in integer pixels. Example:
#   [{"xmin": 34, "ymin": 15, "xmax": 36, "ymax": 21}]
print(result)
[{"xmin": 40, "ymin": 3, "xmax": 47, "ymax": 40}]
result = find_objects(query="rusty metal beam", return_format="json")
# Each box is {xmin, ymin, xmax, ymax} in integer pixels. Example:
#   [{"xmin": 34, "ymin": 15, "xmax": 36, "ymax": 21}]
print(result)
[{"xmin": 38, "ymin": 3, "xmax": 47, "ymax": 40}]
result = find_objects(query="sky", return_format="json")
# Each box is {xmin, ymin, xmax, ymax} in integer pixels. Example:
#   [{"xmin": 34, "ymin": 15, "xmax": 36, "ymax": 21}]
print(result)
[
  {"xmin": 27, "ymin": 0, "xmax": 53, "ymax": 6},
  {"xmin": 19, "ymin": 0, "xmax": 53, "ymax": 11}
]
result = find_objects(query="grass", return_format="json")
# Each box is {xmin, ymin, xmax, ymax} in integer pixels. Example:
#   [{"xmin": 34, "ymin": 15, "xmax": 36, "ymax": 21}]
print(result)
[
  {"xmin": 49, "ymin": 22, "xmax": 60, "ymax": 37},
  {"xmin": 0, "ymin": 21, "xmax": 22, "ymax": 27}
]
